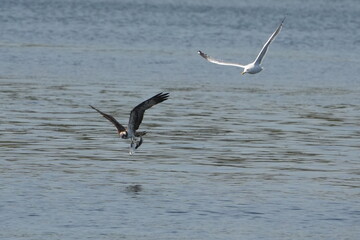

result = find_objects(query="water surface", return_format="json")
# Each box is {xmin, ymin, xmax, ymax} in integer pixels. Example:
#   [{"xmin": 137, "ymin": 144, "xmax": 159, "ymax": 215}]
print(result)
[{"xmin": 1, "ymin": 0, "xmax": 359, "ymax": 239}]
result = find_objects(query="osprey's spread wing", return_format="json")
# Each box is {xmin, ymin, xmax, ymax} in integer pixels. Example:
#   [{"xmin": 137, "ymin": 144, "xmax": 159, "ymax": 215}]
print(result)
[
  {"xmin": 90, "ymin": 105, "xmax": 126, "ymax": 133},
  {"xmin": 254, "ymin": 17, "xmax": 285, "ymax": 65},
  {"xmin": 128, "ymin": 92, "xmax": 169, "ymax": 132},
  {"xmin": 198, "ymin": 50, "xmax": 246, "ymax": 68}
]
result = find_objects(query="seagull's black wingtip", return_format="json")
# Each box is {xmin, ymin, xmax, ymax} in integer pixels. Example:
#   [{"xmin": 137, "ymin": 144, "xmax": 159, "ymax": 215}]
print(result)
[{"xmin": 198, "ymin": 50, "xmax": 208, "ymax": 59}]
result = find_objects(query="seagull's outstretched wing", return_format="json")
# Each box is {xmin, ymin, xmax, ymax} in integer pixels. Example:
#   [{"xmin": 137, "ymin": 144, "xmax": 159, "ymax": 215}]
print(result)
[
  {"xmin": 254, "ymin": 17, "xmax": 285, "ymax": 65},
  {"xmin": 90, "ymin": 105, "xmax": 126, "ymax": 133},
  {"xmin": 128, "ymin": 92, "xmax": 169, "ymax": 132},
  {"xmin": 198, "ymin": 51, "xmax": 246, "ymax": 68}
]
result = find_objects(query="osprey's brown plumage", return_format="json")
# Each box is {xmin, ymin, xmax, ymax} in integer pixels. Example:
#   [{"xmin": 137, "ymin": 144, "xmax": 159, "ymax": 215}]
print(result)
[
  {"xmin": 128, "ymin": 92, "xmax": 169, "ymax": 131},
  {"xmin": 89, "ymin": 105, "xmax": 126, "ymax": 134},
  {"xmin": 90, "ymin": 92, "xmax": 169, "ymax": 153}
]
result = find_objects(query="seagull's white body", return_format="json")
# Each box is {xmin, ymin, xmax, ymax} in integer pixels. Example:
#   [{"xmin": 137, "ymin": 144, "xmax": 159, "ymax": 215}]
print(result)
[{"xmin": 198, "ymin": 18, "xmax": 285, "ymax": 75}]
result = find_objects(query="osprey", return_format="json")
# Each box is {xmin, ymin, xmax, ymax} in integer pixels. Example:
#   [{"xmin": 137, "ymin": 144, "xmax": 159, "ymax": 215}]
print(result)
[
  {"xmin": 90, "ymin": 92, "xmax": 169, "ymax": 154},
  {"xmin": 198, "ymin": 17, "xmax": 285, "ymax": 75}
]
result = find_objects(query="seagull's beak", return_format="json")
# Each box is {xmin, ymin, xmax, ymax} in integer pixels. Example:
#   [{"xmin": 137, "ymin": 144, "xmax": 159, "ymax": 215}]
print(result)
[{"xmin": 241, "ymin": 71, "xmax": 246, "ymax": 75}]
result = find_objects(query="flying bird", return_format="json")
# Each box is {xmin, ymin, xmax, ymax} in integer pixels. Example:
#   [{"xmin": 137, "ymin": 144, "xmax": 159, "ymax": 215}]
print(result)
[
  {"xmin": 198, "ymin": 17, "xmax": 285, "ymax": 75},
  {"xmin": 90, "ymin": 92, "xmax": 169, "ymax": 155}
]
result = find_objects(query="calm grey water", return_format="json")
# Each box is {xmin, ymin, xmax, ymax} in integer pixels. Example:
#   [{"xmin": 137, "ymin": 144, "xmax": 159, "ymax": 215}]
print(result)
[{"xmin": 1, "ymin": 0, "xmax": 359, "ymax": 239}]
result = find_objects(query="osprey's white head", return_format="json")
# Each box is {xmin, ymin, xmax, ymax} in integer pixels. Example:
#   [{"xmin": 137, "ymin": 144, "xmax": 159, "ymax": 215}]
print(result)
[{"xmin": 119, "ymin": 131, "xmax": 128, "ymax": 139}]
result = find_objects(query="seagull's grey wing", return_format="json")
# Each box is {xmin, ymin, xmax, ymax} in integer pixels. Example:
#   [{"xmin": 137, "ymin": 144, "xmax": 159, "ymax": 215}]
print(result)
[
  {"xmin": 198, "ymin": 51, "xmax": 246, "ymax": 68},
  {"xmin": 90, "ymin": 105, "xmax": 126, "ymax": 133},
  {"xmin": 128, "ymin": 92, "xmax": 169, "ymax": 131},
  {"xmin": 254, "ymin": 17, "xmax": 285, "ymax": 65}
]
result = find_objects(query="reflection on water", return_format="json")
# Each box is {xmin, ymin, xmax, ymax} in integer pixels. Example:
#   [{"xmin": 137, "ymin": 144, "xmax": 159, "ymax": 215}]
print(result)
[{"xmin": 1, "ymin": 0, "xmax": 360, "ymax": 239}]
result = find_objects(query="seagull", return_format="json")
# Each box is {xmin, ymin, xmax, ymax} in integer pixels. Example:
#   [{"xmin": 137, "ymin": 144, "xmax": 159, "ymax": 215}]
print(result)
[
  {"xmin": 198, "ymin": 17, "xmax": 285, "ymax": 75},
  {"xmin": 90, "ymin": 92, "xmax": 169, "ymax": 155}
]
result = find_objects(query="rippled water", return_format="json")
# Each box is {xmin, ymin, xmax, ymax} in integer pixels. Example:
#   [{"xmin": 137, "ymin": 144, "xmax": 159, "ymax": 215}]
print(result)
[{"xmin": 1, "ymin": 0, "xmax": 360, "ymax": 239}]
